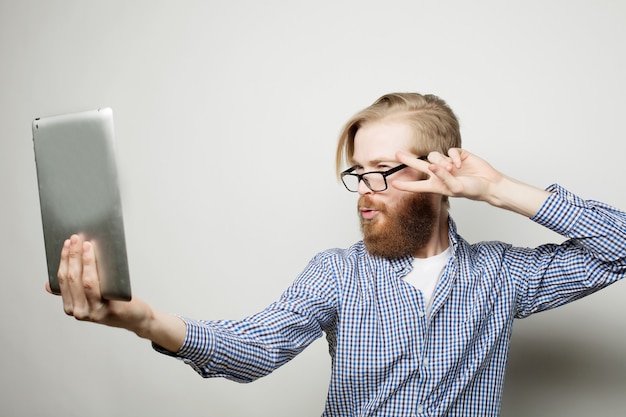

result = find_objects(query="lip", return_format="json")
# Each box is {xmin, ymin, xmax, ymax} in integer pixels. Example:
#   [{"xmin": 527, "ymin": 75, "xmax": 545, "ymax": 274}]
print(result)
[
  {"xmin": 360, "ymin": 208, "xmax": 379, "ymax": 220},
  {"xmin": 358, "ymin": 196, "xmax": 384, "ymax": 220}
]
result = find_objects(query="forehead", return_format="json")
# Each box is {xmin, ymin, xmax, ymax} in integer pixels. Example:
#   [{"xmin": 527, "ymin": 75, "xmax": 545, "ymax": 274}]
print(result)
[{"xmin": 352, "ymin": 119, "xmax": 415, "ymax": 163}]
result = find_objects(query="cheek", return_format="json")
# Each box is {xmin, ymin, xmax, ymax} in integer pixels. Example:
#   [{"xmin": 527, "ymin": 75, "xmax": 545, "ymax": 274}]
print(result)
[
  {"xmin": 396, "ymin": 169, "xmax": 428, "ymax": 184},
  {"xmin": 383, "ymin": 191, "xmax": 414, "ymax": 213}
]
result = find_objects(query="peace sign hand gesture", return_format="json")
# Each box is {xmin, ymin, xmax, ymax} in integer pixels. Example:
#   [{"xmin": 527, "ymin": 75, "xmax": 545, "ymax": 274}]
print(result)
[{"xmin": 391, "ymin": 149, "xmax": 550, "ymax": 218}]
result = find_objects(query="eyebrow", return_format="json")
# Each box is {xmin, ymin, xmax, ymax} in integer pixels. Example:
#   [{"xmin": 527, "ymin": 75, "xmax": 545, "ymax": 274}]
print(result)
[
  {"xmin": 348, "ymin": 158, "xmax": 395, "ymax": 167},
  {"xmin": 349, "ymin": 155, "xmax": 427, "ymax": 167}
]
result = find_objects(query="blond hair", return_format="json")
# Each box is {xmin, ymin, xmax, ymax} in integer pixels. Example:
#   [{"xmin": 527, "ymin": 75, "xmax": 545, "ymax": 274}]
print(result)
[{"xmin": 335, "ymin": 92, "xmax": 461, "ymax": 176}]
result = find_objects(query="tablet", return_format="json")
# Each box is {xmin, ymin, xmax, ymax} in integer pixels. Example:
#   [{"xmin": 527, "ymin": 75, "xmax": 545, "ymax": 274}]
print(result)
[{"xmin": 33, "ymin": 108, "xmax": 132, "ymax": 301}]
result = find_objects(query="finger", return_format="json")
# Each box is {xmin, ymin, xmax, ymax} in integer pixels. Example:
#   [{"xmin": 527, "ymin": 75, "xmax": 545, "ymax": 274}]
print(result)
[
  {"xmin": 57, "ymin": 238, "xmax": 74, "ymax": 314},
  {"xmin": 45, "ymin": 281, "xmax": 61, "ymax": 296},
  {"xmin": 427, "ymin": 151, "xmax": 455, "ymax": 172},
  {"xmin": 81, "ymin": 241, "xmax": 103, "ymax": 303},
  {"xmin": 394, "ymin": 151, "xmax": 440, "ymax": 193},
  {"xmin": 391, "ymin": 168, "xmax": 449, "ymax": 194},
  {"xmin": 447, "ymin": 148, "xmax": 463, "ymax": 169},
  {"xmin": 66, "ymin": 235, "xmax": 89, "ymax": 318},
  {"xmin": 75, "ymin": 241, "xmax": 107, "ymax": 322},
  {"xmin": 396, "ymin": 151, "xmax": 431, "ymax": 175},
  {"xmin": 428, "ymin": 163, "xmax": 464, "ymax": 195},
  {"xmin": 394, "ymin": 151, "xmax": 461, "ymax": 195},
  {"xmin": 391, "ymin": 177, "xmax": 434, "ymax": 193}
]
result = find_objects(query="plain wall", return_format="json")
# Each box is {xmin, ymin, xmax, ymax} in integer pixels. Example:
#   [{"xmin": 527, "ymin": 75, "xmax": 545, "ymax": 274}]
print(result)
[{"xmin": 1, "ymin": 1, "xmax": 625, "ymax": 416}]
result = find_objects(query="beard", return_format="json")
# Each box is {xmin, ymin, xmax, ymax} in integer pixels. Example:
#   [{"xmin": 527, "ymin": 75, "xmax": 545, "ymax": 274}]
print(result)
[{"xmin": 359, "ymin": 192, "xmax": 437, "ymax": 259}]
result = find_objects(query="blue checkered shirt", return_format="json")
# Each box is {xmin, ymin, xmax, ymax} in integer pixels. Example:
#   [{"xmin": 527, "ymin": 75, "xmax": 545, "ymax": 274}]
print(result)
[{"xmin": 158, "ymin": 185, "xmax": 626, "ymax": 416}]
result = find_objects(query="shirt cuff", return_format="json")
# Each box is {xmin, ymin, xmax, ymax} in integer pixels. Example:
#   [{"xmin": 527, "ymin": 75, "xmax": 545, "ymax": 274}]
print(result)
[
  {"xmin": 530, "ymin": 184, "xmax": 586, "ymax": 236},
  {"xmin": 152, "ymin": 317, "xmax": 216, "ymax": 372}
]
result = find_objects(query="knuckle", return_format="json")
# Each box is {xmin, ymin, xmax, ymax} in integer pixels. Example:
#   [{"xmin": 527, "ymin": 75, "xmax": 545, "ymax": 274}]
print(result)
[
  {"xmin": 449, "ymin": 184, "xmax": 463, "ymax": 194},
  {"xmin": 82, "ymin": 279, "xmax": 95, "ymax": 292},
  {"xmin": 72, "ymin": 307, "xmax": 90, "ymax": 321}
]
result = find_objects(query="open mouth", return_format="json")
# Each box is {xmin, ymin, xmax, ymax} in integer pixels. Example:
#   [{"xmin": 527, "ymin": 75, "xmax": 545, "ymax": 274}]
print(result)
[
  {"xmin": 360, "ymin": 208, "xmax": 379, "ymax": 220},
  {"xmin": 358, "ymin": 196, "xmax": 385, "ymax": 221}
]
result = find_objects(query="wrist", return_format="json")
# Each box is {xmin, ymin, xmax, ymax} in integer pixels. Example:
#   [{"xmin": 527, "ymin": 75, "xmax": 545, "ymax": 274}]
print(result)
[
  {"xmin": 131, "ymin": 305, "xmax": 156, "ymax": 340},
  {"xmin": 487, "ymin": 176, "xmax": 550, "ymax": 217},
  {"xmin": 137, "ymin": 308, "xmax": 187, "ymax": 353}
]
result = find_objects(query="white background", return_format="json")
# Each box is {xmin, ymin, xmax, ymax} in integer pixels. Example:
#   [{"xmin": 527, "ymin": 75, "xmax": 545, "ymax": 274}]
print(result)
[{"xmin": 1, "ymin": 1, "xmax": 625, "ymax": 416}]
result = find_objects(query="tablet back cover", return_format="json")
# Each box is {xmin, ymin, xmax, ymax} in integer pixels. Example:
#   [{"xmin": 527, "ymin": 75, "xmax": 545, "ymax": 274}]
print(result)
[{"xmin": 33, "ymin": 108, "xmax": 131, "ymax": 301}]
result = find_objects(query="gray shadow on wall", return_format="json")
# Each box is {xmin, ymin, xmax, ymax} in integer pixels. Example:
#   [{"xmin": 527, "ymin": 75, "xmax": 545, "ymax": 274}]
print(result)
[{"xmin": 501, "ymin": 328, "xmax": 626, "ymax": 417}]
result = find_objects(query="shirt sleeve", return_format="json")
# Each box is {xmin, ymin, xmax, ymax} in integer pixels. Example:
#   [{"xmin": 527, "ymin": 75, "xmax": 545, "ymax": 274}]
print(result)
[
  {"xmin": 153, "ymin": 252, "xmax": 338, "ymax": 382},
  {"xmin": 513, "ymin": 184, "xmax": 626, "ymax": 318}
]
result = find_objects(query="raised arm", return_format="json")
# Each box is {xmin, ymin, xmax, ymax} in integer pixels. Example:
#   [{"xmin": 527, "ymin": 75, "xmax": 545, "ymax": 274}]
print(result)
[
  {"xmin": 393, "ymin": 148, "xmax": 551, "ymax": 218},
  {"xmin": 50, "ymin": 234, "xmax": 186, "ymax": 353}
]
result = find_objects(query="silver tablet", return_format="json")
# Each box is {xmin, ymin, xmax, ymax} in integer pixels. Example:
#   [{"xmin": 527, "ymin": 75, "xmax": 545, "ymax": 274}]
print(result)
[{"xmin": 33, "ymin": 108, "xmax": 132, "ymax": 301}]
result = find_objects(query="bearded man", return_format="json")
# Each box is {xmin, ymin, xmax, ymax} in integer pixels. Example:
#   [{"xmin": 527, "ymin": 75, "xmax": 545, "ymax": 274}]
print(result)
[{"xmin": 51, "ymin": 92, "xmax": 626, "ymax": 417}]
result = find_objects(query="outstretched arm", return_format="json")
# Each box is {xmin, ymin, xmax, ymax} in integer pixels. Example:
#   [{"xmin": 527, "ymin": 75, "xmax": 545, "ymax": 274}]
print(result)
[
  {"xmin": 50, "ymin": 234, "xmax": 186, "ymax": 353},
  {"xmin": 393, "ymin": 149, "xmax": 551, "ymax": 218}
]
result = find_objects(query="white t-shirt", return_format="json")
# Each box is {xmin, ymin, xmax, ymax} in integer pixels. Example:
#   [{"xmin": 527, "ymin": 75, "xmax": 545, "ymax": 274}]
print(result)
[{"xmin": 402, "ymin": 247, "xmax": 451, "ymax": 314}]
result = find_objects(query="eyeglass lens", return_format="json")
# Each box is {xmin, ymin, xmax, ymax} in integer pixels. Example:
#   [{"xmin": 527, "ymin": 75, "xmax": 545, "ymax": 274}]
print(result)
[{"xmin": 342, "ymin": 172, "xmax": 389, "ymax": 192}]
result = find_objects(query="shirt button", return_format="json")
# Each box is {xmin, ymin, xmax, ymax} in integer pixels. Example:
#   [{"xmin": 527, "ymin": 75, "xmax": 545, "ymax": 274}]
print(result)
[{"xmin": 417, "ymin": 404, "xmax": 424, "ymax": 413}]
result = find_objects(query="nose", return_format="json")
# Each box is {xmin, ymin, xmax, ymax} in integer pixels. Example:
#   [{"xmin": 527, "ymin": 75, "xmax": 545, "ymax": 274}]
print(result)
[{"xmin": 357, "ymin": 178, "xmax": 373, "ymax": 195}]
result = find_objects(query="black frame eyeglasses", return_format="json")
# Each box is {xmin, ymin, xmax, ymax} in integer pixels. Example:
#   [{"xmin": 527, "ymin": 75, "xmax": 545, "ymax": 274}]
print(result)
[{"xmin": 340, "ymin": 156, "xmax": 427, "ymax": 193}]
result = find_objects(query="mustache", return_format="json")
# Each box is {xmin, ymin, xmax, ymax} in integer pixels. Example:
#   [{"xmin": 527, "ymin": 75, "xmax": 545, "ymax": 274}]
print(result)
[{"xmin": 358, "ymin": 195, "xmax": 387, "ymax": 213}]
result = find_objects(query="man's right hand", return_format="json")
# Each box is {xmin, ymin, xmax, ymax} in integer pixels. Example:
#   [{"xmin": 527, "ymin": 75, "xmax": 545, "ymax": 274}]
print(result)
[{"xmin": 49, "ymin": 234, "xmax": 187, "ymax": 353}]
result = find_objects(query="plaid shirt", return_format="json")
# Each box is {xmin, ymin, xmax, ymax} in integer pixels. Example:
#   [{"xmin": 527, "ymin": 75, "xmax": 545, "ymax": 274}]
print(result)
[{"xmin": 160, "ymin": 184, "xmax": 626, "ymax": 416}]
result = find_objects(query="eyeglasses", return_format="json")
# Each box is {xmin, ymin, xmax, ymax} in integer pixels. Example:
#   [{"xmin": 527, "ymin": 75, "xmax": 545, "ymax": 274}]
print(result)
[{"xmin": 340, "ymin": 156, "xmax": 427, "ymax": 192}]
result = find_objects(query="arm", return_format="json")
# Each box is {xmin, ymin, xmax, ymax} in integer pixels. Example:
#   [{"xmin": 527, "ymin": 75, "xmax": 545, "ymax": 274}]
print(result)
[
  {"xmin": 52, "ymin": 234, "xmax": 186, "ymax": 353},
  {"xmin": 393, "ymin": 148, "xmax": 551, "ymax": 217},
  {"xmin": 161, "ymin": 252, "xmax": 337, "ymax": 382},
  {"xmin": 52, "ymin": 235, "xmax": 335, "ymax": 382},
  {"xmin": 511, "ymin": 185, "xmax": 626, "ymax": 316},
  {"xmin": 393, "ymin": 149, "xmax": 626, "ymax": 314}
]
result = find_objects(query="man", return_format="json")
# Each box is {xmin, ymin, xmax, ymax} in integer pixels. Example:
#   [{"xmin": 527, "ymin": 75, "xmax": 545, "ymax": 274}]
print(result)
[{"xmin": 52, "ymin": 92, "xmax": 626, "ymax": 416}]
